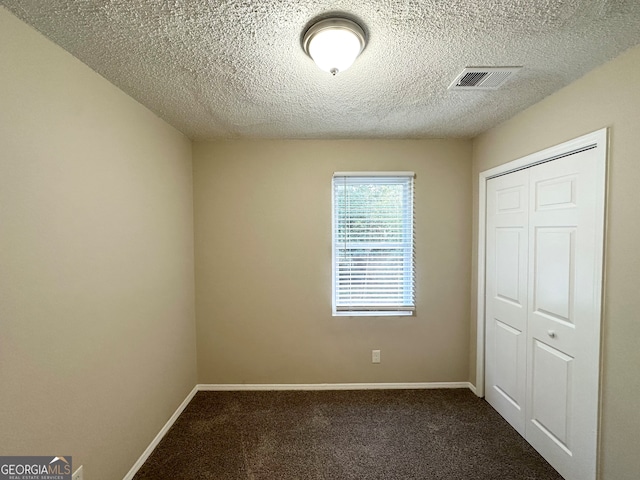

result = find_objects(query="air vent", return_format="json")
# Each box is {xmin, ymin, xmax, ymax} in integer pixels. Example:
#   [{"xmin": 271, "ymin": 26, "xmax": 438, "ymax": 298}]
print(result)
[{"xmin": 448, "ymin": 67, "xmax": 522, "ymax": 90}]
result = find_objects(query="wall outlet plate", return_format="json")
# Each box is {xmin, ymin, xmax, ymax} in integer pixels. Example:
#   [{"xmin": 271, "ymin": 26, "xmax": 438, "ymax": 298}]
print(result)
[
  {"xmin": 72, "ymin": 465, "xmax": 83, "ymax": 480},
  {"xmin": 372, "ymin": 349, "xmax": 381, "ymax": 364}
]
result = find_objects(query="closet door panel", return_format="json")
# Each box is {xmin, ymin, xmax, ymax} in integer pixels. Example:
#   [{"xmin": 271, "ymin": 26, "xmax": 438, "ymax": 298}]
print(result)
[
  {"xmin": 526, "ymin": 148, "xmax": 600, "ymax": 480},
  {"xmin": 485, "ymin": 170, "xmax": 529, "ymax": 435}
]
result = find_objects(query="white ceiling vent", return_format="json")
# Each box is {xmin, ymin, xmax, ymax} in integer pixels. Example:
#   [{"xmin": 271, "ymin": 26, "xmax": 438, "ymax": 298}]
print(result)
[{"xmin": 448, "ymin": 67, "xmax": 522, "ymax": 90}]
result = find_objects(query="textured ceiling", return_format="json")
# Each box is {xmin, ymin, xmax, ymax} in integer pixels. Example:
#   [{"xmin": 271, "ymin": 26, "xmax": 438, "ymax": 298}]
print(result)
[{"xmin": 2, "ymin": 1, "xmax": 640, "ymax": 140}]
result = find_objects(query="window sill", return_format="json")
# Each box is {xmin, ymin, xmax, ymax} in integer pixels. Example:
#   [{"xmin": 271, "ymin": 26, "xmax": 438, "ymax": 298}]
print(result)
[{"xmin": 332, "ymin": 311, "xmax": 414, "ymax": 317}]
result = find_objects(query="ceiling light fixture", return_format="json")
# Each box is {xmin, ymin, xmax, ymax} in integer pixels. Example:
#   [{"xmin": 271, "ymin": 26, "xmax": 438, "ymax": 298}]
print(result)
[{"xmin": 303, "ymin": 18, "xmax": 366, "ymax": 76}]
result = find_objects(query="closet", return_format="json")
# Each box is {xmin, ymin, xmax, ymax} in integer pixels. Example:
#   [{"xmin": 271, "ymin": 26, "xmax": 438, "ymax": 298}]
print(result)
[{"xmin": 482, "ymin": 130, "xmax": 606, "ymax": 480}]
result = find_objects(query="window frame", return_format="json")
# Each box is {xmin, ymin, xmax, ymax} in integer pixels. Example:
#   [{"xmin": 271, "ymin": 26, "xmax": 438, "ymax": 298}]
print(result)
[{"xmin": 331, "ymin": 171, "xmax": 416, "ymax": 317}]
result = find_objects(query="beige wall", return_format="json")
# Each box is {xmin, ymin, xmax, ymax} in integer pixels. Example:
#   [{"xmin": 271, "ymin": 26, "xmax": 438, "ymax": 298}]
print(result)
[
  {"xmin": 471, "ymin": 44, "xmax": 640, "ymax": 480},
  {"xmin": 0, "ymin": 8, "xmax": 197, "ymax": 480},
  {"xmin": 194, "ymin": 139, "xmax": 472, "ymax": 384}
]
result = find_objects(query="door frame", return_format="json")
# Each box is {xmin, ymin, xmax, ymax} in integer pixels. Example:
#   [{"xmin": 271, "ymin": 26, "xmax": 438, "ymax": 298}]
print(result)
[{"xmin": 475, "ymin": 127, "xmax": 608, "ymax": 398}]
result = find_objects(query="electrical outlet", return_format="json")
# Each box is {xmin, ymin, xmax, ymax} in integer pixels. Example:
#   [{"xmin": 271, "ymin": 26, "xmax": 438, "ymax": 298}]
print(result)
[
  {"xmin": 72, "ymin": 465, "xmax": 83, "ymax": 480},
  {"xmin": 372, "ymin": 349, "xmax": 381, "ymax": 364}
]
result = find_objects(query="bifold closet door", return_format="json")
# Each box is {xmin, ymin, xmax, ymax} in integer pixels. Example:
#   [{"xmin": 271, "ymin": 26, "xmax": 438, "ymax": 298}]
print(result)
[
  {"xmin": 485, "ymin": 169, "xmax": 530, "ymax": 435},
  {"xmin": 485, "ymin": 146, "xmax": 602, "ymax": 480},
  {"xmin": 525, "ymin": 147, "xmax": 600, "ymax": 480}
]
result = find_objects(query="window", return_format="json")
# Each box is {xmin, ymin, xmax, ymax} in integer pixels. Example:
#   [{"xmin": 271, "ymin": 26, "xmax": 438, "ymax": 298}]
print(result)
[{"xmin": 332, "ymin": 172, "xmax": 415, "ymax": 316}]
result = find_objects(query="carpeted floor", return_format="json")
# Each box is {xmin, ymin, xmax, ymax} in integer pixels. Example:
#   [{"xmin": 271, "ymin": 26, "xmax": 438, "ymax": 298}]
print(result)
[{"xmin": 133, "ymin": 389, "xmax": 563, "ymax": 480}]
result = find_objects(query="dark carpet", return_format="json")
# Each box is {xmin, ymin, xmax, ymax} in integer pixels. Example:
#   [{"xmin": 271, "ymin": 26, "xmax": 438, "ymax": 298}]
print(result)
[{"xmin": 133, "ymin": 389, "xmax": 563, "ymax": 480}]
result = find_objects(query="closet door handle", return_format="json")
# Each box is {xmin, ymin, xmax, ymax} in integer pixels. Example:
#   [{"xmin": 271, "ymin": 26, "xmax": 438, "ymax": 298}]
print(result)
[{"xmin": 547, "ymin": 330, "xmax": 556, "ymax": 338}]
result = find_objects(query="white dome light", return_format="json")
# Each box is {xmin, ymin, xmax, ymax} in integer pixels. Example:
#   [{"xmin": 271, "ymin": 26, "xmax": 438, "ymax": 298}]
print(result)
[{"xmin": 303, "ymin": 18, "xmax": 366, "ymax": 75}]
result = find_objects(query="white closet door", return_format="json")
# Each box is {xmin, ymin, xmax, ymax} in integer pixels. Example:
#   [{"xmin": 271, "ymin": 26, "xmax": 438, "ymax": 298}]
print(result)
[
  {"xmin": 525, "ymin": 147, "xmax": 601, "ymax": 480},
  {"xmin": 485, "ymin": 169, "xmax": 529, "ymax": 435},
  {"xmin": 485, "ymin": 142, "xmax": 603, "ymax": 480}
]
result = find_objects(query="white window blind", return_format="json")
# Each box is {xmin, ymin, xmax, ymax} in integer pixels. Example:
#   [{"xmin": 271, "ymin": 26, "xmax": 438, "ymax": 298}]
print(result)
[{"xmin": 332, "ymin": 172, "xmax": 415, "ymax": 316}]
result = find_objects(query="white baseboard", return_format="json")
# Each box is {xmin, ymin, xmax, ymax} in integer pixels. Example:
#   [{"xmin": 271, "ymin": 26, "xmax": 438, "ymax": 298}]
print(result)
[
  {"xmin": 468, "ymin": 382, "xmax": 478, "ymax": 396},
  {"xmin": 197, "ymin": 382, "xmax": 473, "ymax": 391},
  {"xmin": 123, "ymin": 381, "xmax": 474, "ymax": 479},
  {"xmin": 122, "ymin": 385, "xmax": 198, "ymax": 480}
]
